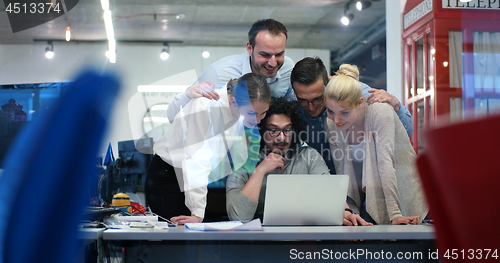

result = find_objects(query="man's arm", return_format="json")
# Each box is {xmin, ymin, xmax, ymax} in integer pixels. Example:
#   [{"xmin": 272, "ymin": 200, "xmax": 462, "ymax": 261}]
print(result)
[
  {"xmin": 166, "ymin": 66, "xmax": 220, "ymax": 123},
  {"xmin": 226, "ymin": 171, "xmax": 256, "ymax": 223},
  {"xmin": 226, "ymin": 153, "xmax": 285, "ymax": 222},
  {"xmin": 240, "ymin": 153, "xmax": 285, "ymax": 202},
  {"xmin": 282, "ymin": 84, "xmax": 296, "ymax": 99},
  {"xmin": 394, "ymin": 104, "xmax": 413, "ymax": 137},
  {"xmin": 273, "ymin": 56, "xmax": 295, "ymax": 99},
  {"xmin": 361, "ymin": 83, "xmax": 414, "ymax": 137}
]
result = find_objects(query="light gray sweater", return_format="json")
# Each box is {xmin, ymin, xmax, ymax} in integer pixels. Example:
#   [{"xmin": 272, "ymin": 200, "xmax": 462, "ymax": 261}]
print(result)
[
  {"xmin": 226, "ymin": 145, "xmax": 330, "ymax": 222},
  {"xmin": 325, "ymin": 102, "xmax": 428, "ymax": 224}
]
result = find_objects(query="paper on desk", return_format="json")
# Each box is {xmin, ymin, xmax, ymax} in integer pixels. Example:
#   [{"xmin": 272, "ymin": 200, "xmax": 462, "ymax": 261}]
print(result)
[
  {"xmin": 110, "ymin": 215, "xmax": 159, "ymax": 222},
  {"xmin": 185, "ymin": 218, "xmax": 263, "ymax": 231}
]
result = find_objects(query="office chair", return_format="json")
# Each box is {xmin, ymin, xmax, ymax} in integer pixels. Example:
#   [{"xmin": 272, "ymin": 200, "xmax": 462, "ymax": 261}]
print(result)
[
  {"xmin": 416, "ymin": 114, "xmax": 500, "ymax": 262},
  {"xmin": 0, "ymin": 70, "xmax": 120, "ymax": 263}
]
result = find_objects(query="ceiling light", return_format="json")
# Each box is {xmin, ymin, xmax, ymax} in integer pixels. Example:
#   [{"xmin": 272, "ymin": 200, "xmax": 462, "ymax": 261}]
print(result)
[
  {"xmin": 341, "ymin": 14, "xmax": 354, "ymax": 26},
  {"xmin": 175, "ymin": 14, "xmax": 185, "ymax": 20},
  {"xmin": 356, "ymin": 1, "xmax": 362, "ymax": 10},
  {"xmin": 103, "ymin": 10, "xmax": 114, "ymax": 40},
  {"xmin": 202, "ymin": 51, "xmax": 210, "ymax": 59},
  {"xmin": 45, "ymin": 49, "xmax": 54, "ymax": 59},
  {"xmin": 65, "ymin": 27, "xmax": 71, "ymax": 41},
  {"xmin": 459, "ymin": 0, "xmax": 472, "ymax": 2},
  {"xmin": 160, "ymin": 49, "xmax": 170, "ymax": 60},
  {"xmin": 45, "ymin": 42, "xmax": 54, "ymax": 59},
  {"xmin": 160, "ymin": 44, "xmax": 170, "ymax": 60},
  {"xmin": 107, "ymin": 38, "xmax": 116, "ymax": 63},
  {"xmin": 100, "ymin": 0, "xmax": 114, "ymax": 63},
  {"xmin": 100, "ymin": 0, "xmax": 109, "ymax": 10},
  {"xmin": 356, "ymin": 1, "xmax": 372, "ymax": 11}
]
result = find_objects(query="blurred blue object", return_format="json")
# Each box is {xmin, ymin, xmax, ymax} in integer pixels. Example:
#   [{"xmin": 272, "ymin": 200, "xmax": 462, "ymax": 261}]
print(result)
[
  {"xmin": 0, "ymin": 70, "xmax": 120, "ymax": 263},
  {"xmin": 103, "ymin": 142, "xmax": 115, "ymax": 166}
]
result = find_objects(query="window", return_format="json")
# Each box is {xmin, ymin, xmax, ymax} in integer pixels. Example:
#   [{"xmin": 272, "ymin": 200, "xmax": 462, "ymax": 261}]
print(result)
[{"xmin": 417, "ymin": 37, "xmax": 425, "ymax": 95}]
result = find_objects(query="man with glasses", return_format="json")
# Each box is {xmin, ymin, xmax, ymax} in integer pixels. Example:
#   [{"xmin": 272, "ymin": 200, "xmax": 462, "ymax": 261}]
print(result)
[
  {"xmin": 226, "ymin": 97, "xmax": 371, "ymax": 226},
  {"xmin": 291, "ymin": 57, "xmax": 414, "ymax": 174}
]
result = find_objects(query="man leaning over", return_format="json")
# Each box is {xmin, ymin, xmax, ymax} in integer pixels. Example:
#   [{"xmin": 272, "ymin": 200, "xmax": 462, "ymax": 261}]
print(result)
[{"xmin": 167, "ymin": 18, "xmax": 294, "ymax": 122}]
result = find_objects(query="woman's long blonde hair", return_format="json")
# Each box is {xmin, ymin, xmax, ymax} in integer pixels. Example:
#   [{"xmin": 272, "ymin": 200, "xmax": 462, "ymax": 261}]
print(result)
[{"xmin": 324, "ymin": 63, "xmax": 362, "ymax": 106}]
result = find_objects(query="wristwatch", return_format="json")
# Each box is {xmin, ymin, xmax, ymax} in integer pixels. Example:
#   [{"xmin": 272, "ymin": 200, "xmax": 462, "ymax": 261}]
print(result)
[{"xmin": 345, "ymin": 208, "xmax": 355, "ymax": 214}]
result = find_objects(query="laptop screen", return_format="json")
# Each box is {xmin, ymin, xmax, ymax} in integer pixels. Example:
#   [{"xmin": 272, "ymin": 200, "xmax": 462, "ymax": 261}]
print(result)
[{"xmin": 263, "ymin": 174, "xmax": 349, "ymax": 226}]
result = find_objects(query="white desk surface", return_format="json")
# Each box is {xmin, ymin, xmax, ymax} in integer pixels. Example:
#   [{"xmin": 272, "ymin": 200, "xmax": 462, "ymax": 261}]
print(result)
[
  {"xmin": 78, "ymin": 228, "xmax": 105, "ymax": 240},
  {"xmin": 103, "ymin": 224, "xmax": 435, "ymax": 241}
]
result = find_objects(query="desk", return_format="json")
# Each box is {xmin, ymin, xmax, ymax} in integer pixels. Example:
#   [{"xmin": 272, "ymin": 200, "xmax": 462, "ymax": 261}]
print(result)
[
  {"xmin": 79, "ymin": 228, "xmax": 105, "ymax": 240},
  {"xmin": 77, "ymin": 228, "xmax": 105, "ymax": 263},
  {"xmin": 103, "ymin": 225, "xmax": 437, "ymax": 262}
]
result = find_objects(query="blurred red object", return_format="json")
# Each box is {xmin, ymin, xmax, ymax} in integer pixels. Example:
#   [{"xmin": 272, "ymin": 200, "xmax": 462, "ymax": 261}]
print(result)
[
  {"xmin": 416, "ymin": 114, "xmax": 500, "ymax": 262},
  {"xmin": 130, "ymin": 202, "xmax": 147, "ymax": 215}
]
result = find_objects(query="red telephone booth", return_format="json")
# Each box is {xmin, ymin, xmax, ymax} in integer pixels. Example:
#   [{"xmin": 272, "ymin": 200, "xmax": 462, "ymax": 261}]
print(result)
[{"xmin": 403, "ymin": 0, "xmax": 500, "ymax": 153}]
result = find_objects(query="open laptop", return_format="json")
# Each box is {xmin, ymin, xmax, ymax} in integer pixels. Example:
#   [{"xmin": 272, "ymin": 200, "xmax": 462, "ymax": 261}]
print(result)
[{"xmin": 263, "ymin": 174, "xmax": 349, "ymax": 226}]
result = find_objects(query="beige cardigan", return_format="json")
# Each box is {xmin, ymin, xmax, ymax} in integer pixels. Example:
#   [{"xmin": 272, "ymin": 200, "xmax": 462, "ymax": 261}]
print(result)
[{"xmin": 325, "ymin": 102, "xmax": 428, "ymax": 224}]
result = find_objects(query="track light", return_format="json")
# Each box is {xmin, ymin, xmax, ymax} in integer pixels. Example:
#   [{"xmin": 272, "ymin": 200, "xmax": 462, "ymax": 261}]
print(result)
[
  {"xmin": 160, "ymin": 48, "xmax": 169, "ymax": 60},
  {"xmin": 160, "ymin": 44, "xmax": 170, "ymax": 60},
  {"xmin": 65, "ymin": 26, "xmax": 71, "ymax": 41},
  {"xmin": 341, "ymin": 14, "xmax": 354, "ymax": 26},
  {"xmin": 202, "ymin": 51, "xmax": 210, "ymax": 58},
  {"xmin": 107, "ymin": 38, "xmax": 116, "ymax": 63},
  {"xmin": 356, "ymin": 1, "xmax": 362, "ymax": 10},
  {"xmin": 356, "ymin": 1, "xmax": 371, "ymax": 11},
  {"xmin": 341, "ymin": 1, "xmax": 356, "ymax": 26},
  {"xmin": 45, "ymin": 41, "xmax": 54, "ymax": 59},
  {"xmin": 100, "ymin": 0, "xmax": 109, "ymax": 10}
]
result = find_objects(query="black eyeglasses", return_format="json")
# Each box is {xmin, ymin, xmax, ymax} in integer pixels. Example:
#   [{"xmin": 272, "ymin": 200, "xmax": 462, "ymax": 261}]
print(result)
[
  {"xmin": 266, "ymin": 128, "xmax": 293, "ymax": 137},
  {"xmin": 297, "ymin": 96, "xmax": 324, "ymax": 107}
]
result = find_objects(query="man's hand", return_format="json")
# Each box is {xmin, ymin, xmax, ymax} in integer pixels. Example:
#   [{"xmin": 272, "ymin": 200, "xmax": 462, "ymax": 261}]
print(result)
[
  {"xmin": 186, "ymin": 81, "xmax": 219, "ymax": 101},
  {"xmin": 256, "ymin": 153, "xmax": 286, "ymax": 174},
  {"xmin": 391, "ymin": 215, "xmax": 421, "ymax": 225},
  {"xmin": 367, "ymin": 88, "xmax": 401, "ymax": 112},
  {"xmin": 343, "ymin": 212, "xmax": 373, "ymax": 226},
  {"xmin": 170, "ymin": 215, "xmax": 203, "ymax": 225}
]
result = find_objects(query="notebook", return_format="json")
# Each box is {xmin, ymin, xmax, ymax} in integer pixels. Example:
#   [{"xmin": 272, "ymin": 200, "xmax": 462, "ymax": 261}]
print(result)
[{"xmin": 263, "ymin": 174, "xmax": 349, "ymax": 226}]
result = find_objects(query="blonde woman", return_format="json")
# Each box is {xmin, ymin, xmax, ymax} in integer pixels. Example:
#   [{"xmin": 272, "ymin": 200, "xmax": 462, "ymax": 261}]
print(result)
[{"xmin": 324, "ymin": 64, "xmax": 428, "ymax": 225}]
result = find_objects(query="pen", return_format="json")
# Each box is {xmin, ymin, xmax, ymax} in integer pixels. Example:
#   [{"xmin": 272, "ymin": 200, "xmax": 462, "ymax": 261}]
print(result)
[{"xmin": 153, "ymin": 213, "xmax": 177, "ymax": 226}]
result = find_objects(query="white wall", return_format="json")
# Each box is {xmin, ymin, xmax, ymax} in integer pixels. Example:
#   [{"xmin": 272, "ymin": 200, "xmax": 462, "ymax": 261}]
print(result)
[
  {"xmin": 0, "ymin": 43, "xmax": 330, "ymax": 158},
  {"xmin": 385, "ymin": 0, "xmax": 404, "ymax": 102}
]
